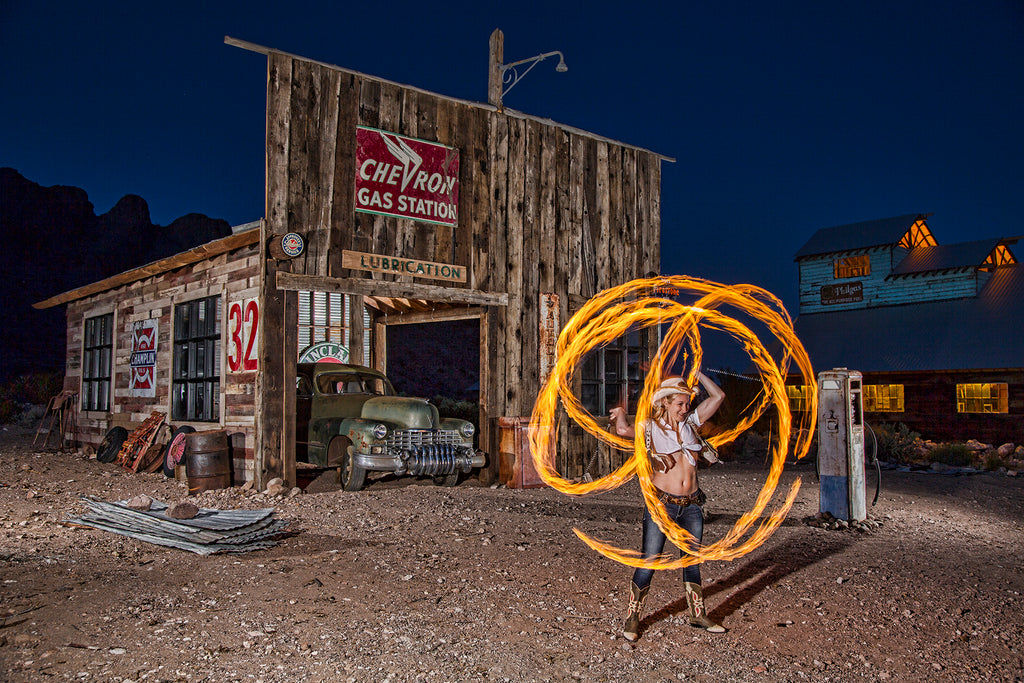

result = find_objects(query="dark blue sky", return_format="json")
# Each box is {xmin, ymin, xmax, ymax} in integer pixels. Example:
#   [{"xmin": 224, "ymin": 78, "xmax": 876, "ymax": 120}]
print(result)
[{"xmin": 3, "ymin": 0, "xmax": 1022, "ymax": 315}]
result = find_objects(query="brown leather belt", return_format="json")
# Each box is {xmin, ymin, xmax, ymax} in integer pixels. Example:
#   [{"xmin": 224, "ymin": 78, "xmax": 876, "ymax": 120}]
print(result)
[{"xmin": 655, "ymin": 487, "xmax": 706, "ymax": 507}]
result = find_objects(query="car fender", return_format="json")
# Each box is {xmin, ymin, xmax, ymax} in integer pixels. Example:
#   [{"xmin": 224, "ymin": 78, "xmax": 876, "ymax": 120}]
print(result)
[{"xmin": 339, "ymin": 417, "xmax": 389, "ymax": 453}]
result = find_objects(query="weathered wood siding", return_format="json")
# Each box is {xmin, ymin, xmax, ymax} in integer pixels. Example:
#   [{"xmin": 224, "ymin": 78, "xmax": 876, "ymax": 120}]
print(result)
[
  {"xmin": 64, "ymin": 244, "xmax": 261, "ymax": 482},
  {"xmin": 799, "ymin": 247, "xmax": 985, "ymax": 314},
  {"xmin": 261, "ymin": 53, "xmax": 662, "ymax": 484}
]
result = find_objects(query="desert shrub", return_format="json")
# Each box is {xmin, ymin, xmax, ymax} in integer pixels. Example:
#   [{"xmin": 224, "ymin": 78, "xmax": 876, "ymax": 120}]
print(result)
[
  {"xmin": 983, "ymin": 451, "xmax": 1007, "ymax": 471},
  {"xmin": 873, "ymin": 422, "xmax": 921, "ymax": 464},
  {"xmin": 928, "ymin": 443, "xmax": 974, "ymax": 467},
  {"xmin": 431, "ymin": 396, "xmax": 480, "ymax": 424},
  {"xmin": 1, "ymin": 372, "xmax": 64, "ymax": 405},
  {"xmin": 0, "ymin": 372, "xmax": 64, "ymax": 424},
  {"xmin": 0, "ymin": 398, "xmax": 18, "ymax": 425}
]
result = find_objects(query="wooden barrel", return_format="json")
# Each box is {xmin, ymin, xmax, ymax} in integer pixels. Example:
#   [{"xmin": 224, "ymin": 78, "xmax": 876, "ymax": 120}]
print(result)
[{"xmin": 186, "ymin": 430, "xmax": 232, "ymax": 495}]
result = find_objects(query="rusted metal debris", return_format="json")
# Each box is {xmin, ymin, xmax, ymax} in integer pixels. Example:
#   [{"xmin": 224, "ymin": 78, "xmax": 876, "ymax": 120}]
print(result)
[{"xmin": 65, "ymin": 497, "xmax": 290, "ymax": 555}]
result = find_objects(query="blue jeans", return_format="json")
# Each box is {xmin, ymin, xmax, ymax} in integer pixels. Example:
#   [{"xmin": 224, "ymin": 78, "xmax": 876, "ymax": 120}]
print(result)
[{"xmin": 631, "ymin": 498, "xmax": 704, "ymax": 589}]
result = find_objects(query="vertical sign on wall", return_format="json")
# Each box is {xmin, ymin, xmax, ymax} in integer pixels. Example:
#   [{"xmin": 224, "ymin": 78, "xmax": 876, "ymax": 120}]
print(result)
[
  {"xmin": 539, "ymin": 293, "xmax": 560, "ymax": 385},
  {"xmin": 354, "ymin": 127, "xmax": 460, "ymax": 226},
  {"xmin": 129, "ymin": 319, "xmax": 158, "ymax": 397},
  {"xmin": 227, "ymin": 298, "xmax": 260, "ymax": 372}
]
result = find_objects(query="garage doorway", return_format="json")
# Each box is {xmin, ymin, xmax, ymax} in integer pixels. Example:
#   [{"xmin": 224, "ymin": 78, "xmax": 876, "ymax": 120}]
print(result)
[{"xmin": 385, "ymin": 317, "xmax": 481, "ymax": 447}]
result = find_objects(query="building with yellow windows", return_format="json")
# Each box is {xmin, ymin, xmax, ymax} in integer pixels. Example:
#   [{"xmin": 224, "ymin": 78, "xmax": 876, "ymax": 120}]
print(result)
[{"xmin": 790, "ymin": 213, "xmax": 1022, "ymax": 444}]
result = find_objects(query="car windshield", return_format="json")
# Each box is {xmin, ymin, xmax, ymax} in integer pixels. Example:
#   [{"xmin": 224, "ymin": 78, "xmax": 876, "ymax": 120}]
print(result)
[{"xmin": 316, "ymin": 373, "xmax": 393, "ymax": 396}]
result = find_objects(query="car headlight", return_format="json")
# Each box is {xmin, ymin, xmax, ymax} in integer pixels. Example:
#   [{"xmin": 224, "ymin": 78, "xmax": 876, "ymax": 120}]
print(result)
[
  {"xmin": 372, "ymin": 423, "xmax": 388, "ymax": 439},
  {"xmin": 460, "ymin": 423, "xmax": 475, "ymax": 438}
]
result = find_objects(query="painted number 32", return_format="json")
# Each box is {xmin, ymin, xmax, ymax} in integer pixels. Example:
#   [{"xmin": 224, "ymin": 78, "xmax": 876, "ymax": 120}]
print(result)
[{"xmin": 227, "ymin": 299, "xmax": 259, "ymax": 372}]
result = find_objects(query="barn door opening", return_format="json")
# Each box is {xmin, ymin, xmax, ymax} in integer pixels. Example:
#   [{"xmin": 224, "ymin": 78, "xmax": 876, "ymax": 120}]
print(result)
[{"xmin": 385, "ymin": 317, "xmax": 481, "ymax": 444}]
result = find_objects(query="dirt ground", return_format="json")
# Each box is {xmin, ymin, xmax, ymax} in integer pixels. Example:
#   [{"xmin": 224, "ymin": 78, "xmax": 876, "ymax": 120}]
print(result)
[{"xmin": 1, "ymin": 424, "xmax": 1023, "ymax": 683}]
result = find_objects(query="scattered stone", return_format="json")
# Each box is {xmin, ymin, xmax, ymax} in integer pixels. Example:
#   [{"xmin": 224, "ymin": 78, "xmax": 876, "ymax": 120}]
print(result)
[
  {"xmin": 166, "ymin": 501, "xmax": 199, "ymax": 519},
  {"xmin": 997, "ymin": 443, "xmax": 1015, "ymax": 457},
  {"xmin": 241, "ymin": 480, "xmax": 255, "ymax": 491},
  {"xmin": 266, "ymin": 483, "xmax": 287, "ymax": 497},
  {"xmin": 126, "ymin": 495, "xmax": 153, "ymax": 511},
  {"xmin": 288, "ymin": 486, "xmax": 302, "ymax": 498}
]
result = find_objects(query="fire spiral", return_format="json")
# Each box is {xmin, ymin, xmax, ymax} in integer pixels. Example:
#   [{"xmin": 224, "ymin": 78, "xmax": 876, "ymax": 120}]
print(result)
[{"xmin": 528, "ymin": 276, "xmax": 817, "ymax": 569}]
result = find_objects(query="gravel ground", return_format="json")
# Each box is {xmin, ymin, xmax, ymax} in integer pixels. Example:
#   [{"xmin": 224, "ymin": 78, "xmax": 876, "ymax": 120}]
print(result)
[{"xmin": 1, "ymin": 424, "xmax": 1023, "ymax": 682}]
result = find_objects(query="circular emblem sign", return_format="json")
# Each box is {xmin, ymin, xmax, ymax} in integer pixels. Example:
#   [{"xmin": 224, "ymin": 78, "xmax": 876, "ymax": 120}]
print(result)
[
  {"xmin": 298, "ymin": 341, "xmax": 350, "ymax": 364},
  {"xmin": 281, "ymin": 232, "xmax": 305, "ymax": 257}
]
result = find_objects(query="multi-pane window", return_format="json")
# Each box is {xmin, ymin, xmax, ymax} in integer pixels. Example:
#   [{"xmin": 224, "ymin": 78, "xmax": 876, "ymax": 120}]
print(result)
[
  {"xmin": 957, "ymin": 383, "xmax": 1009, "ymax": 414},
  {"xmin": 172, "ymin": 296, "xmax": 221, "ymax": 421},
  {"xmin": 787, "ymin": 385, "xmax": 814, "ymax": 413},
  {"xmin": 863, "ymin": 384, "xmax": 905, "ymax": 412},
  {"xmin": 834, "ymin": 254, "xmax": 870, "ymax": 279},
  {"xmin": 81, "ymin": 313, "xmax": 113, "ymax": 411},
  {"xmin": 297, "ymin": 291, "xmax": 371, "ymax": 365},
  {"xmin": 580, "ymin": 330, "xmax": 647, "ymax": 416}
]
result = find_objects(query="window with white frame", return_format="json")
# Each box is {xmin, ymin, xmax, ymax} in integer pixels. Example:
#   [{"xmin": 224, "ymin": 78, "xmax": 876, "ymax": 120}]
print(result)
[
  {"xmin": 81, "ymin": 313, "xmax": 113, "ymax": 411},
  {"xmin": 172, "ymin": 296, "xmax": 221, "ymax": 421}
]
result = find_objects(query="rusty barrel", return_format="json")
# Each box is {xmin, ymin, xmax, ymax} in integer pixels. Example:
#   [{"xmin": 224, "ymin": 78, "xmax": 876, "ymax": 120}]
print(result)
[{"xmin": 186, "ymin": 430, "xmax": 232, "ymax": 495}]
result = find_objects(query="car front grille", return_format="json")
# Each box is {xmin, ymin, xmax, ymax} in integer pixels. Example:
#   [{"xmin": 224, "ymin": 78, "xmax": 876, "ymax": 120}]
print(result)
[{"xmin": 386, "ymin": 429, "xmax": 463, "ymax": 448}]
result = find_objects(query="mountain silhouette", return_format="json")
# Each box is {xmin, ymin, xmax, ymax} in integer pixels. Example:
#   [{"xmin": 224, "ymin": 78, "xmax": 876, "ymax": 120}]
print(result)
[{"xmin": 0, "ymin": 167, "xmax": 232, "ymax": 381}]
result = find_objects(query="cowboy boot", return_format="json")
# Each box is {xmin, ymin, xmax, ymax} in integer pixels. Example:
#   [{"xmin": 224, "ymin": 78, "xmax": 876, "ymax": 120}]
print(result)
[
  {"xmin": 684, "ymin": 581, "xmax": 726, "ymax": 633},
  {"xmin": 622, "ymin": 581, "xmax": 649, "ymax": 641}
]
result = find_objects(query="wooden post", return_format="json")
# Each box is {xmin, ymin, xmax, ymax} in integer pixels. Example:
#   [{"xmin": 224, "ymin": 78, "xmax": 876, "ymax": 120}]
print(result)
[{"xmin": 488, "ymin": 29, "xmax": 504, "ymax": 108}]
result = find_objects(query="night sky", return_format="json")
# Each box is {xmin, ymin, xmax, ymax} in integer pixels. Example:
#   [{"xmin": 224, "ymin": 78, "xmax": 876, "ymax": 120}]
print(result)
[{"xmin": 4, "ymin": 0, "xmax": 1022, "ymax": 321}]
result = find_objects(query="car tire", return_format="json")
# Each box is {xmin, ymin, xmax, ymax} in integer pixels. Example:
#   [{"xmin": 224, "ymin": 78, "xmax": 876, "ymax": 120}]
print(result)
[
  {"xmin": 96, "ymin": 426, "xmax": 128, "ymax": 463},
  {"xmin": 331, "ymin": 437, "xmax": 366, "ymax": 492},
  {"xmin": 163, "ymin": 426, "xmax": 195, "ymax": 477}
]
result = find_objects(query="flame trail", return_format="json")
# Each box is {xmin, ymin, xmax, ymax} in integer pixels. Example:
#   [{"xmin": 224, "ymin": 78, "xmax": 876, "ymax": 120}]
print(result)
[{"xmin": 528, "ymin": 276, "xmax": 817, "ymax": 569}]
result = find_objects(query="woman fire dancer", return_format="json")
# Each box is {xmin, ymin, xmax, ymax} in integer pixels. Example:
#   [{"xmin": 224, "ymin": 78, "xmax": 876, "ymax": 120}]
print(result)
[{"xmin": 609, "ymin": 371, "xmax": 726, "ymax": 641}]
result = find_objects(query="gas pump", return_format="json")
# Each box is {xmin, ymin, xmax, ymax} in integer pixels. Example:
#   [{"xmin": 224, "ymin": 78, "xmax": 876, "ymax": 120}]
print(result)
[{"xmin": 817, "ymin": 368, "xmax": 866, "ymax": 522}]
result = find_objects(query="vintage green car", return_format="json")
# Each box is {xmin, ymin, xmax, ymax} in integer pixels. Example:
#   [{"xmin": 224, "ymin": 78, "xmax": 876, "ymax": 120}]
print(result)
[{"xmin": 296, "ymin": 362, "xmax": 484, "ymax": 491}]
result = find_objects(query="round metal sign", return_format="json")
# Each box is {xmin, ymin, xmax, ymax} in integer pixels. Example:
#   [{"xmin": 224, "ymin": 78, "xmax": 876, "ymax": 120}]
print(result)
[
  {"xmin": 281, "ymin": 232, "xmax": 305, "ymax": 257},
  {"xmin": 298, "ymin": 341, "xmax": 350, "ymax": 364}
]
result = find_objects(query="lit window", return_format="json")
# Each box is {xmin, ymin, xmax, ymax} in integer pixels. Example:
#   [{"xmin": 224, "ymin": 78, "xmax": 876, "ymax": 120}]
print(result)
[
  {"xmin": 787, "ymin": 385, "xmax": 813, "ymax": 413},
  {"xmin": 172, "ymin": 296, "xmax": 221, "ymax": 422},
  {"xmin": 979, "ymin": 245, "xmax": 1017, "ymax": 272},
  {"xmin": 834, "ymin": 254, "xmax": 870, "ymax": 279},
  {"xmin": 956, "ymin": 383, "xmax": 1008, "ymax": 414},
  {"xmin": 82, "ymin": 313, "xmax": 113, "ymax": 412},
  {"xmin": 897, "ymin": 219, "xmax": 937, "ymax": 249},
  {"xmin": 863, "ymin": 384, "xmax": 904, "ymax": 412}
]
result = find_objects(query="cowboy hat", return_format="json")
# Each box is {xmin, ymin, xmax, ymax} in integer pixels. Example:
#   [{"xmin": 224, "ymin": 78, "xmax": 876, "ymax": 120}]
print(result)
[{"xmin": 651, "ymin": 377, "xmax": 696, "ymax": 406}]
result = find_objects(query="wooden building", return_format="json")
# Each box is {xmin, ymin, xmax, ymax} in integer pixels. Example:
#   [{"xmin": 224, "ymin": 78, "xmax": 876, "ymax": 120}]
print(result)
[
  {"xmin": 35, "ymin": 34, "xmax": 670, "ymax": 488},
  {"xmin": 791, "ymin": 213, "xmax": 1024, "ymax": 444},
  {"xmin": 33, "ymin": 225, "xmax": 263, "ymax": 477}
]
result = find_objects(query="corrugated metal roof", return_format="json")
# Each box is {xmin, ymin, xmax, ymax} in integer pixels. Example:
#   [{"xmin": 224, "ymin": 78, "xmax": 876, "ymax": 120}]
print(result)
[
  {"xmin": 793, "ymin": 214, "xmax": 925, "ymax": 260},
  {"xmin": 890, "ymin": 239, "xmax": 1003, "ymax": 276},
  {"xmin": 793, "ymin": 264, "xmax": 1024, "ymax": 372}
]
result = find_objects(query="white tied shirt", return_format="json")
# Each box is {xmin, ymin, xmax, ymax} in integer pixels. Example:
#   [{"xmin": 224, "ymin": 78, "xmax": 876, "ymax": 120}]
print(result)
[{"xmin": 647, "ymin": 410, "xmax": 703, "ymax": 467}]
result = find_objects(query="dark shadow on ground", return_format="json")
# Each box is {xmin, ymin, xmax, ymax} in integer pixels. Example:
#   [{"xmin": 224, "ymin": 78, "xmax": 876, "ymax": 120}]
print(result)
[{"xmin": 641, "ymin": 534, "xmax": 853, "ymax": 634}]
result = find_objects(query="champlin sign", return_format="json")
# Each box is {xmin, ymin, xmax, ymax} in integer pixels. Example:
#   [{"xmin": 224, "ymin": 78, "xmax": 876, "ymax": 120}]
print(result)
[{"xmin": 354, "ymin": 127, "xmax": 460, "ymax": 227}]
